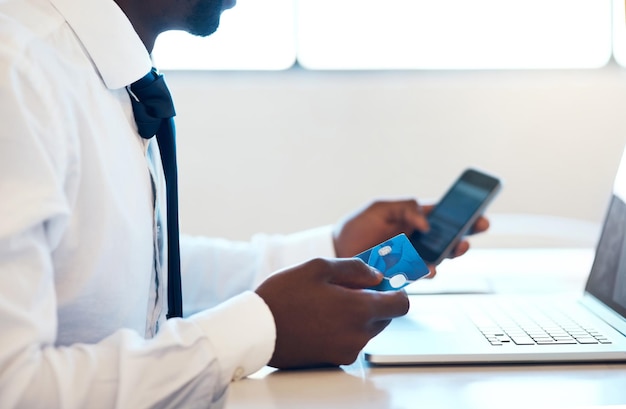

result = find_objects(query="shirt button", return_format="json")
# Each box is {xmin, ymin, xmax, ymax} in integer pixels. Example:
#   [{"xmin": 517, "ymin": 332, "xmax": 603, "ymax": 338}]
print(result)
[{"xmin": 232, "ymin": 367, "xmax": 245, "ymax": 381}]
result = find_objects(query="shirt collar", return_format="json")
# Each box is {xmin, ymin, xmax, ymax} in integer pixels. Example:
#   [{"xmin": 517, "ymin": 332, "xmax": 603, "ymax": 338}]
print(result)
[{"xmin": 50, "ymin": 0, "xmax": 153, "ymax": 89}]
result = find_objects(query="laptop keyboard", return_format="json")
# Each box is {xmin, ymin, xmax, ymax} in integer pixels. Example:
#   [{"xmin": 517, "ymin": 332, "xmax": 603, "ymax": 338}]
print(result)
[{"xmin": 466, "ymin": 303, "xmax": 613, "ymax": 346}]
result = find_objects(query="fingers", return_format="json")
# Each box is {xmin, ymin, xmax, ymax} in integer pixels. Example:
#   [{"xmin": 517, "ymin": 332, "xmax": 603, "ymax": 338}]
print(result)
[
  {"xmin": 366, "ymin": 289, "xmax": 410, "ymax": 321},
  {"xmin": 316, "ymin": 257, "xmax": 412, "ymax": 319},
  {"xmin": 450, "ymin": 240, "xmax": 470, "ymax": 258},
  {"xmin": 329, "ymin": 286, "xmax": 408, "ymax": 344},
  {"xmin": 368, "ymin": 318, "xmax": 393, "ymax": 339},
  {"xmin": 386, "ymin": 198, "xmax": 430, "ymax": 233},
  {"xmin": 323, "ymin": 258, "xmax": 410, "ymax": 316},
  {"xmin": 444, "ymin": 216, "xmax": 489, "ymax": 260},
  {"xmin": 468, "ymin": 216, "xmax": 490, "ymax": 235},
  {"xmin": 423, "ymin": 264, "xmax": 437, "ymax": 279},
  {"xmin": 421, "ymin": 203, "xmax": 435, "ymax": 215},
  {"xmin": 257, "ymin": 257, "xmax": 411, "ymax": 369},
  {"xmin": 333, "ymin": 198, "xmax": 437, "ymax": 258},
  {"xmin": 323, "ymin": 258, "xmax": 384, "ymax": 289}
]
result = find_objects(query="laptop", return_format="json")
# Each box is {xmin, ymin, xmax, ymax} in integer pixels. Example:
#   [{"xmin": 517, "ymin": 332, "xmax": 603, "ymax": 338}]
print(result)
[{"xmin": 363, "ymin": 152, "xmax": 626, "ymax": 365}]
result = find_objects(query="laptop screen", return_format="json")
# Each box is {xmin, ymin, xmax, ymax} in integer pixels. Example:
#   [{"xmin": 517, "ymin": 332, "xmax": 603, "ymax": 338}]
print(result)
[{"xmin": 585, "ymin": 194, "xmax": 626, "ymax": 319}]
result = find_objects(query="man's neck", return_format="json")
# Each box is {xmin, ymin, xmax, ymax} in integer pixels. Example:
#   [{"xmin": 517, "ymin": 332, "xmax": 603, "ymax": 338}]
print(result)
[{"xmin": 113, "ymin": 0, "xmax": 159, "ymax": 52}]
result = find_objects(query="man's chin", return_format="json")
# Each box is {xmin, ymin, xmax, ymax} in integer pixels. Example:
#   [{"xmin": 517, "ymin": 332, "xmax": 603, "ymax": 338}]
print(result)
[{"xmin": 222, "ymin": 0, "xmax": 236, "ymax": 11}]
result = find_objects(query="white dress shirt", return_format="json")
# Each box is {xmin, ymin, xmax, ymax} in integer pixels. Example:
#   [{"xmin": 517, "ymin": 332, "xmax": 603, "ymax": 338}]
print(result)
[{"xmin": 0, "ymin": 0, "xmax": 335, "ymax": 407}]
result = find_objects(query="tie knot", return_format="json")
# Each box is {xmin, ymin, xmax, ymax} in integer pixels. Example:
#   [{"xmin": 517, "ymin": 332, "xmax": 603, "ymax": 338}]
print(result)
[{"xmin": 128, "ymin": 68, "xmax": 176, "ymax": 139}]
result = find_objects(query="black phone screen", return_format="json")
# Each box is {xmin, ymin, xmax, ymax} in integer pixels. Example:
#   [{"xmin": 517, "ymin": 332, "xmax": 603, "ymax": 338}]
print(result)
[{"xmin": 409, "ymin": 169, "xmax": 500, "ymax": 263}]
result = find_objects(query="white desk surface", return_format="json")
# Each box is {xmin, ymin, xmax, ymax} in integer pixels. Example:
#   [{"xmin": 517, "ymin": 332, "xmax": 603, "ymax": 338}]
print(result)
[{"xmin": 224, "ymin": 248, "xmax": 626, "ymax": 409}]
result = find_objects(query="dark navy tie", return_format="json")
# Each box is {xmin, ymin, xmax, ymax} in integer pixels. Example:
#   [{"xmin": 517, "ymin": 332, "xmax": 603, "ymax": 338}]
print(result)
[{"xmin": 128, "ymin": 68, "xmax": 183, "ymax": 319}]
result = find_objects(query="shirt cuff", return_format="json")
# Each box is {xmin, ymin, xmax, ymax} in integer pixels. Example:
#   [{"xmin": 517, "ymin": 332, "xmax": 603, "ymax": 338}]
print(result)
[{"xmin": 187, "ymin": 291, "xmax": 275, "ymax": 384}]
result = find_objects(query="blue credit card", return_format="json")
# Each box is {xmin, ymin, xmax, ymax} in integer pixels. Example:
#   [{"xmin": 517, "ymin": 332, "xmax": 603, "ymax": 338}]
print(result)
[{"xmin": 355, "ymin": 233, "xmax": 430, "ymax": 291}]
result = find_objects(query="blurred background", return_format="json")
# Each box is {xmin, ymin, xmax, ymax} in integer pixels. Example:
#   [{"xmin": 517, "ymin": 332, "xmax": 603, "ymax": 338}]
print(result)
[{"xmin": 155, "ymin": 0, "xmax": 626, "ymax": 249}]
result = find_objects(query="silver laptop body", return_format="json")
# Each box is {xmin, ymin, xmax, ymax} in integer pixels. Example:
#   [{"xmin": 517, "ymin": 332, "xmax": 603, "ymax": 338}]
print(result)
[{"xmin": 364, "ymin": 152, "xmax": 626, "ymax": 365}]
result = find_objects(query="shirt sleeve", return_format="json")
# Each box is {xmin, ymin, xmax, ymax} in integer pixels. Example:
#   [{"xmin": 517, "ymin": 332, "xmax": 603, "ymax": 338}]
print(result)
[
  {"xmin": 0, "ymin": 220, "xmax": 276, "ymax": 409},
  {"xmin": 0, "ymin": 223, "xmax": 334, "ymax": 409},
  {"xmin": 179, "ymin": 225, "xmax": 336, "ymax": 316}
]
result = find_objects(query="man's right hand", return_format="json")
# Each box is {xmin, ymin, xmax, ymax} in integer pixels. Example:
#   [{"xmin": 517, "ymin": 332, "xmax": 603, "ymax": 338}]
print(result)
[{"xmin": 255, "ymin": 258, "xmax": 410, "ymax": 369}]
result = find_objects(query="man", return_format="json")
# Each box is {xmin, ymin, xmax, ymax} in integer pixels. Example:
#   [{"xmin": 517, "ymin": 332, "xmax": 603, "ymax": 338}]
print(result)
[{"xmin": 0, "ymin": 0, "xmax": 488, "ymax": 407}]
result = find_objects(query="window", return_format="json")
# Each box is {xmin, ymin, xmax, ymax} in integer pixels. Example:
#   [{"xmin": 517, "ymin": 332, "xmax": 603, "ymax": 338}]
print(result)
[
  {"xmin": 297, "ymin": 0, "xmax": 612, "ymax": 69},
  {"xmin": 152, "ymin": 0, "xmax": 295, "ymax": 70},
  {"xmin": 153, "ymin": 0, "xmax": 612, "ymax": 70}
]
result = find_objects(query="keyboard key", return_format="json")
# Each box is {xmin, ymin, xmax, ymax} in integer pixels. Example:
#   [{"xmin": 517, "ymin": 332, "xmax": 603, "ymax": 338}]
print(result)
[
  {"xmin": 575, "ymin": 337, "xmax": 599, "ymax": 344},
  {"xmin": 467, "ymin": 302, "xmax": 609, "ymax": 348},
  {"xmin": 511, "ymin": 336, "xmax": 536, "ymax": 345}
]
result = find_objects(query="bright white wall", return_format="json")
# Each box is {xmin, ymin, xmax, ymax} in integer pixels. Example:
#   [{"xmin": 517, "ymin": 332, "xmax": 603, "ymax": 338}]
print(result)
[{"xmin": 166, "ymin": 62, "xmax": 626, "ymax": 249}]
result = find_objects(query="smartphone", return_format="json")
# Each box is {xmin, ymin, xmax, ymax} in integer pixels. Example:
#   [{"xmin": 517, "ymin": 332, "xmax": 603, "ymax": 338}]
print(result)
[{"xmin": 409, "ymin": 168, "xmax": 502, "ymax": 265}]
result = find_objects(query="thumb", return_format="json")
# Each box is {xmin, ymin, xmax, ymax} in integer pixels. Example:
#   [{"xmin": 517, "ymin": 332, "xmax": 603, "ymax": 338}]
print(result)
[{"xmin": 328, "ymin": 259, "xmax": 384, "ymax": 289}]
